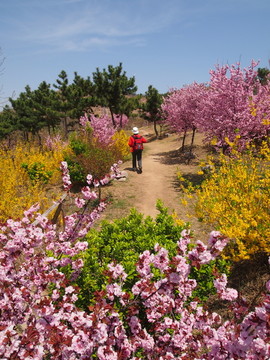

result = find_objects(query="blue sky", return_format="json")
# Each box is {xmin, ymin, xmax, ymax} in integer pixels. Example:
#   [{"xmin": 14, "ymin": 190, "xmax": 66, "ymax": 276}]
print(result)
[{"xmin": 0, "ymin": 0, "xmax": 269, "ymax": 104}]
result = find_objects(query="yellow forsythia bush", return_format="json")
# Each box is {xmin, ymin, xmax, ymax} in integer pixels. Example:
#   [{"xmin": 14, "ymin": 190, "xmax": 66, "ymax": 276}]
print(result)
[
  {"xmin": 108, "ymin": 130, "xmax": 130, "ymax": 161},
  {"xmin": 0, "ymin": 141, "xmax": 65, "ymax": 222},
  {"xmin": 195, "ymin": 143, "xmax": 270, "ymax": 261},
  {"xmin": 111, "ymin": 129, "xmax": 130, "ymax": 160}
]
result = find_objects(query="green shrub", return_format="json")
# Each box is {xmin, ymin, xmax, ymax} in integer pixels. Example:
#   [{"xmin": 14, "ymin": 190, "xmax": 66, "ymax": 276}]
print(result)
[
  {"xmin": 64, "ymin": 156, "xmax": 86, "ymax": 184},
  {"xmin": 189, "ymin": 258, "xmax": 231, "ymax": 302},
  {"xmin": 78, "ymin": 145, "xmax": 117, "ymax": 179},
  {"xmin": 73, "ymin": 201, "xmax": 185, "ymax": 309},
  {"xmin": 67, "ymin": 201, "xmax": 231, "ymax": 310},
  {"xmin": 21, "ymin": 162, "xmax": 53, "ymax": 184},
  {"xmin": 69, "ymin": 136, "xmax": 88, "ymax": 155}
]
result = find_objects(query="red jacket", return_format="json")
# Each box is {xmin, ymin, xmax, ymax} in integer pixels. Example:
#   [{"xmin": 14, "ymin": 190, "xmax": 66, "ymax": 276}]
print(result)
[{"xmin": 128, "ymin": 134, "xmax": 147, "ymax": 152}]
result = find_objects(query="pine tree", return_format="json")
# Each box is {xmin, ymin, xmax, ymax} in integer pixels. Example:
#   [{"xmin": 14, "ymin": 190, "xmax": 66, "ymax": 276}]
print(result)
[
  {"xmin": 92, "ymin": 63, "xmax": 137, "ymax": 127},
  {"xmin": 53, "ymin": 71, "xmax": 95, "ymax": 137},
  {"xmin": 142, "ymin": 85, "xmax": 163, "ymax": 137},
  {"xmin": 9, "ymin": 85, "xmax": 47, "ymax": 141}
]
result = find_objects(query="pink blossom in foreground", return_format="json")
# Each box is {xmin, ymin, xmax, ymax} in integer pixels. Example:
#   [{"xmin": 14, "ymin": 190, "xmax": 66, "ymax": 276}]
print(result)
[
  {"xmin": 0, "ymin": 174, "xmax": 269, "ymax": 359},
  {"xmin": 214, "ymin": 274, "xmax": 238, "ymax": 301}
]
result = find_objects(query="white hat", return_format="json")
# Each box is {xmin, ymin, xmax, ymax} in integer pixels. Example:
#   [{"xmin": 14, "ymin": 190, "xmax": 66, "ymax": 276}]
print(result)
[{"xmin": 132, "ymin": 127, "xmax": 139, "ymax": 134}]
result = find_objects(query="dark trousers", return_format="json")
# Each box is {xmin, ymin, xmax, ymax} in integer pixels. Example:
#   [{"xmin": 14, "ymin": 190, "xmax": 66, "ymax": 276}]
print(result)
[{"xmin": 132, "ymin": 150, "xmax": 142, "ymax": 169}]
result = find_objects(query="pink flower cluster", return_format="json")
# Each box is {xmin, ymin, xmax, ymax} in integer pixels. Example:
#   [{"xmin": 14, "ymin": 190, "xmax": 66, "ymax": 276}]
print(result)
[
  {"xmin": 44, "ymin": 134, "xmax": 66, "ymax": 151},
  {"xmin": 1, "ymin": 209, "xmax": 269, "ymax": 360},
  {"xmin": 80, "ymin": 113, "xmax": 128, "ymax": 146},
  {"xmin": 60, "ymin": 161, "xmax": 72, "ymax": 191}
]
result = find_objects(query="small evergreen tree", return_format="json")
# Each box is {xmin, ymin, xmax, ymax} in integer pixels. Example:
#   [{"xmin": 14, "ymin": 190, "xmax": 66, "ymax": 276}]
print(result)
[
  {"xmin": 9, "ymin": 85, "xmax": 46, "ymax": 141},
  {"xmin": 0, "ymin": 105, "xmax": 16, "ymax": 140},
  {"xmin": 92, "ymin": 63, "xmax": 137, "ymax": 127},
  {"xmin": 257, "ymin": 67, "xmax": 270, "ymax": 85},
  {"xmin": 30, "ymin": 81, "xmax": 60, "ymax": 135},
  {"xmin": 53, "ymin": 71, "xmax": 95, "ymax": 137},
  {"xmin": 142, "ymin": 85, "xmax": 163, "ymax": 137}
]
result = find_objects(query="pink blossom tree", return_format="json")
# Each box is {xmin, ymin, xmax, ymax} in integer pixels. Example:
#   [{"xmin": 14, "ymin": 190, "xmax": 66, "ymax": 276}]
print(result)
[
  {"xmin": 162, "ymin": 61, "xmax": 270, "ymax": 154},
  {"xmin": 80, "ymin": 113, "xmax": 129, "ymax": 146},
  {"xmin": 162, "ymin": 82, "xmax": 207, "ymax": 151},
  {"xmin": 197, "ymin": 60, "xmax": 270, "ymax": 152}
]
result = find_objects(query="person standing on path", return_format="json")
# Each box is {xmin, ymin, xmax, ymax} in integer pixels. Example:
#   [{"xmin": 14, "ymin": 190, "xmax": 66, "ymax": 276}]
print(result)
[{"xmin": 128, "ymin": 127, "xmax": 147, "ymax": 173}]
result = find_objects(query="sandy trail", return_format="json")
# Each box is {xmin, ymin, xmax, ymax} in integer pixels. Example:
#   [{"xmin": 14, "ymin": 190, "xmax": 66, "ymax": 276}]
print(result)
[
  {"xmin": 100, "ymin": 127, "xmax": 212, "ymax": 241},
  {"xmin": 131, "ymin": 133, "xmax": 182, "ymax": 218}
]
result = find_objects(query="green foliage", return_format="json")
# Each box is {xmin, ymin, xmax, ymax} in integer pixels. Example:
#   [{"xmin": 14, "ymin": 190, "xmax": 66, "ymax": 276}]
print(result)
[
  {"xmin": 141, "ymin": 85, "xmax": 163, "ymax": 136},
  {"xmin": 21, "ymin": 162, "xmax": 53, "ymax": 184},
  {"xmin": 4, "ymin": 70, "xmax": 94, "ymax": 140},
  {"xmin": 69, "ymin": 136, "xmax": 88, "ymax": 155},
  {"xmin": 79, "ymin": 145, "xmax": 116, "ymax": 179},
  {"xmin": 0, "ymin": 106, "xmax": 16, "ymax": 139},
  {"xmin": 53, "ymin": 71, "xmax": 94, "ymax": 136},
  {"xmin": 74, "ymin": 202, "xmax": 186, "ymax": 309},
  {"xmin": 64, "ymin": 156, "xmax": 86, "ymax": 184},
  {"xmin": 257, "ymin": 67, "xmax": 270, "ymax": 85},
  {"xmin": 3, "ymin": 64, "xmax": 135, "ymax": 139},
  {"xmin": 143, "ymin": 85, "xmax": 163, "ymax": 121},
  {"xmin": 92, "ymin": 62, "xmax": 137, "ymax": 127},
  {"xmin": 9, "ymin": 85, "xmax": 47, "ymax": 136},
  {"xmin": 189, "ymin": 258, "xmax": 231, "ymax": 302},
  {"xmin": 69, "ymin": 201, "xmax": 231, "ymax": 311}
]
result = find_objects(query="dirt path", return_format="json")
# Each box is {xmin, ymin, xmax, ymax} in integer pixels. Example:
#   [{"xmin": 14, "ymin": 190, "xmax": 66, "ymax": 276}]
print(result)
[
  {"xmin": 127, "ymin": 131, "xmax": 184, "ymax": 217},
  {"xmin": 101, "ymin": 126, "xmax": 212, "ymax": 242}
]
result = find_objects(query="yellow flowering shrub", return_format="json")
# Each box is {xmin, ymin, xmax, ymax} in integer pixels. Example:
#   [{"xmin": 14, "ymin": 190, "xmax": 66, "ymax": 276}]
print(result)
[
  {"xmin": 0, "ymin": 141, "xmax": 66, "ymax": 222},
  {"xmin": 194, "ymin": 143, "xmax": 270, "ymax": 261},
  {"xmin": 111, "ymin": 130, "xmax": 130, "ymax": 160}
]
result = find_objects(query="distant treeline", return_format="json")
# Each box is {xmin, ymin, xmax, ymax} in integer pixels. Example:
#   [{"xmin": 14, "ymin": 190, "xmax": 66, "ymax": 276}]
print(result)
[{"xmin": 0, "ymin": 63, "xmax": 144, "ymax": 141}]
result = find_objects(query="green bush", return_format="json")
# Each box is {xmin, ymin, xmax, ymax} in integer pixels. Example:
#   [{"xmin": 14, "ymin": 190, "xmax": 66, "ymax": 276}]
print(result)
[
  {"xmin": 64, "ymin": 156, "xmax": 86, "ymax": 184},
  {"xmin": 69, "ymin": 136, "xmax": 88, "ymax": 155},
  {"xmin": 73, "ymin": 201, "xmax": 185, "ymax": 309},
  {"xmin": 67, "ymin": 201, "xmax": 231, "ymax": 310},
  {"xmin": 78, "ymin": 145, "xmax": 117, "ymax": 179},
  {"xmin": 21, "ymin": 162, "xmax": 53, "ymax": 184},
  {"xmin": 189, "ymin": 258, "xmax": 231, "ymax": 302}
]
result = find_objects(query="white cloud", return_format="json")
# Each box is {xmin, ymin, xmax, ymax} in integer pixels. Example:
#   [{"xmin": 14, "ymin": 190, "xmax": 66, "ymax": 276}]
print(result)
[
  {"xmin": 4, "ymin": 0, "xmax": 184, "ymax": 52},
  {"xmin": 3, "ymin": 0, "xmax": 269, "ymax": 54}
]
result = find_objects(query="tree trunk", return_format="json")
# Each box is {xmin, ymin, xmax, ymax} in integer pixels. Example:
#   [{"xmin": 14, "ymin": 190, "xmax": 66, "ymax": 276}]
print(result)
[
  {"xmin": 110, "ymin": 108, "xmax": 116, "ymax": 128},
  {"xmin": 37, "ymin": 132, "xmax": 42, "ymax": 147},
  {"xmin": 185, "ymin": 127, "xmax": 197, "ymax": 164},
  {"xmin": 120, "ymin": 114, "xmax": 123, "ymax": 128},
  {"xmin": 153, "ymin": 120, "xmax": 158, "ymax": 137},
  {"xmin": 24, "ymin": 131, "xmax": 29, "ymax": 142},
  {"xmin": 63, "ymin": 116, "xmax": 68, "ymax": 139},
  {"xmin": 190, "ymin": 127, "xmax": 196, "ymax": 148},
  {"xmin": 181, "ymin": 129, "xmax": 187, "ymax": 151}
]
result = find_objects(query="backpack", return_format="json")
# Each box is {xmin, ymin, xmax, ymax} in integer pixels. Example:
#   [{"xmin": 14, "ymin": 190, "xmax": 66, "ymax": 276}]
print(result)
[{"xmin": 132, "ymin": 135, "xmax": 143, "ymax": 150}]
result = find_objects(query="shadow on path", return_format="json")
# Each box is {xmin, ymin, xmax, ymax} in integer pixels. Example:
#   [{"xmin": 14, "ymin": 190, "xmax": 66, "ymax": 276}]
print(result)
[{"xmin": 152, "ymin": 147, "xmax": 200, "ymax": 166}]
